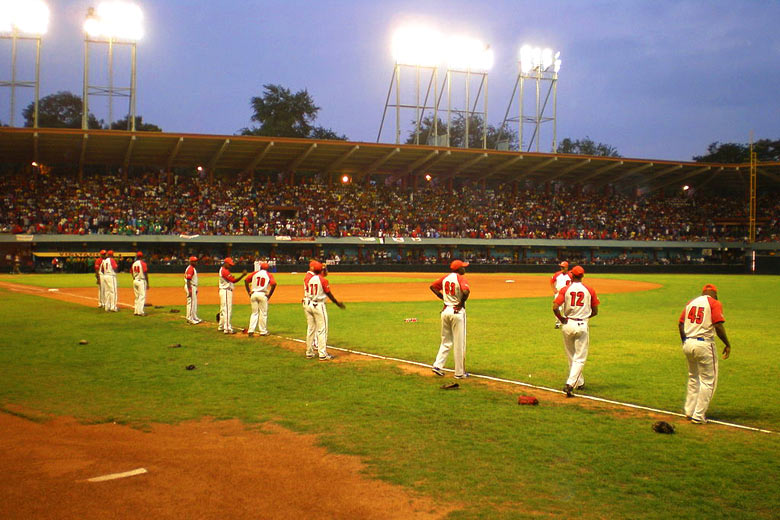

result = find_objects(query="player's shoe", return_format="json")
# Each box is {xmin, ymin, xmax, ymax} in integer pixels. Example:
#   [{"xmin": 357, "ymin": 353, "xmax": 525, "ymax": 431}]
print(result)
[
  {"xmin": 306, "ymin": 353, "xmax": 316, "ymax": 359},
  {"xmin": 563, "ymin": 384, "xmax": 574, "ymax": 398},
  {"xmin": 554, "ymin": 322, "xmax": 561, "ymax": 329},
  {"xmin": 248, "ymin": 332, "xmax": 254, "ymax": 337},
  {"xmin": 318, "ymin": 354, "xmax": 336, "ymax": 361},
  {"xmin": 575, "ymin": 384, "xmax": 585, "ymax": 390},
  {"xmin": 690, "ymin": 417, "xmax": 707, "ymax": 425},
  {"xmin": 454, "ymin": 373, "xmax": 470, "ymax": 379},
  {"xmin": 431, "ymin": 367, "xmax": 445, "ymax": 376}
]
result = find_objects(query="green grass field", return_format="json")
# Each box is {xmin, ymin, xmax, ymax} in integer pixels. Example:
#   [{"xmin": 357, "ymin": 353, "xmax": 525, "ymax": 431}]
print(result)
[{"xmin": 1, "ymin": 272, "xmax": 778, "ymax": 519}]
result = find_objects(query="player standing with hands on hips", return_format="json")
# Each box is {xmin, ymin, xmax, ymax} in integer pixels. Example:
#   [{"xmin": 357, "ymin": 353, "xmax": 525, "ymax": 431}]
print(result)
[
  {"xmin": 303, "ymin": 261, "xmax": 345, "ymax": 360},
  {"xmin": 430, "ymin": 260, "xmax": 471, "ymax": 379},
  {"xmin": 245, "ymin": 262, "xmax": 277, "ymax": 337},
  {"xmin": 95, "ymin": 250, "xmax": 106, "ymax": 308},
  {"xmin": 100, "ymin": 250, "xmax": 119, "ymax": 312},
  {"xmin": 218, "ymin": 258, "xmax": 247, "ymax": 334},
  {"xmin": 131, "ymin": 251, "xmax": 149, "ymax": 316},
  {"xmin": 553, "ymin": 265, "xmax": 599, "ymax": 397},
  {"xmin": 678, "ymin": 283, "xmax": 732, "ymax": 424},
  {"xmin": 184, "ymin": 256, "xmax": 202, "ymax": 324}
]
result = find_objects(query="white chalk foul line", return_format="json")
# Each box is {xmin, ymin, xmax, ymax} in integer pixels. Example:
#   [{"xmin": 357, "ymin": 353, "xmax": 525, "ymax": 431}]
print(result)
[
  {"xmin": 280, "ymin": 335, "xmax": 777, "ymax": 435},
  {"xmin": 85, "ymin": 467, "xmax": 147, "ymax": 482}
]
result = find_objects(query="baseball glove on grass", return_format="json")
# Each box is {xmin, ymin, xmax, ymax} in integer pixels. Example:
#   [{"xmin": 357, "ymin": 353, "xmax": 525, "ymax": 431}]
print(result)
[
  {"xmin": 517, "ymin": 395, "xmax": 539, "ymax": 405},
  {"xmin": 652, "ymin": 421, "xmax": 675, "ymax": 434}
]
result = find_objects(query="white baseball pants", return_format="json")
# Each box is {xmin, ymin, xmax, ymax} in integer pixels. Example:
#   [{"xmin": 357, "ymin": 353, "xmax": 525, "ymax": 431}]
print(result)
[
  {"xmin": 683, "ymin": 339, "xmax": 718, "ymax": 422},
  {"xmin": 304, "ymin": 302, "xmax": 329, "ymax": 358},
  {"xmin": 248, "ymin": 292, "xmax": 269, "ymax": 334},
  {"xmin": 433, "ymin": 306, "xmax": 467, "ymax": 377},
  {"xmin": 132, "ymin": 279, "xmax": 146, "ymax": 315},
  {"xmin": 561, "ymin": 319, "xmax": 588, "ymax": 387},
  {"xmin": 185, "ymin": 286, "xmax": 200, "ymax": 323},
  {"xmin": 101, "ymin": 275, "xmax": 117, "ymax": 311},
  {"xmin": 219, "ymin": 288, "xmax": 234, "ymax": 333},
  {"xmin": 98, "ymin": 274, "xmax": 105, "ymax": 307}
]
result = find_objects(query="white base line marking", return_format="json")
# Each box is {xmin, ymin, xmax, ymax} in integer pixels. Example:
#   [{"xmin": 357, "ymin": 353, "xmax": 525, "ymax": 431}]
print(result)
[
  {"xmin": 85, "ymin": 467, "xmax": 147, "ymax": 482},
  {"xmin": 0, "ymin": 282, "xmax": 134, "ymax": 309},
  {"xmin": 281, "ymin": 335, "xmax": 777, "ymax": 435}
]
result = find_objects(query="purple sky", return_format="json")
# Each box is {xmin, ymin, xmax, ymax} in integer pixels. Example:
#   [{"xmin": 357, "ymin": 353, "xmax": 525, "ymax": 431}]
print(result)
[{"xmin": 4, "ymin": 0, "xmax": 779, "ymax": 161}]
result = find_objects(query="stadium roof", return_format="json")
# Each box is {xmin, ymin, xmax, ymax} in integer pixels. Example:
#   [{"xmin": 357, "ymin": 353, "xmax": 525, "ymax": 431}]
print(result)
[{"xmin": 2, "ymin": 127, "xmax": 779, "ymax": 192}]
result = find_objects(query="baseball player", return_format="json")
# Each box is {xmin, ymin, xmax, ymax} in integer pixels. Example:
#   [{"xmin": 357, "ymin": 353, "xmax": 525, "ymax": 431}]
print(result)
[
  {"xmin": 130, "ymin": 251, "xmax": 149, "ymax": 316},
  {"xmin": 303, "ymin": 261, "xmax": 345, "ymax": 360},
  {"xmin": 184, "ymin": 256, "xmax": 202, "ymax": 324},
  {"xmin": 551, "ymin": 261, "xmax": 571, "ymax": 328},
  {"xmin": 678, "ymin": 283, "xmax": 732, "ymax": 424},
  {"xmin": 430, "ymin": 260, "xmax": 471, "ymax": 379},
  {"xmin": 245, "ymin": 262, "xmax": 277, "ymax": 336},
  {"xmin": 95, "ymin": 250, "xmax": 106, "ymax": 308},
  {"xmin": 100, "ymin": 250, "xmax": 119, "ymax": 312},
  {"xmin": 218, "ymin": 258, "xmax": 247, "ymax": 334},
  {"xmin": 553, "ymin": 265, "xmax": 599, "ymax": 397}
]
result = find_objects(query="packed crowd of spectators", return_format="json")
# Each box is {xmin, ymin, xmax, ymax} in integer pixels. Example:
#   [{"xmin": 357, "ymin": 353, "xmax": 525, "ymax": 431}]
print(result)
[{"xmin": 2, "ymin": 171, "xmax": 778, "ymax": 242}]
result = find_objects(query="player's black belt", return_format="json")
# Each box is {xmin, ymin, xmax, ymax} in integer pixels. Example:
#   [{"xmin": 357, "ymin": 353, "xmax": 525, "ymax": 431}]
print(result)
[
  {"xmin": 568, "ymin": 318, "xmax": 586, "ymax": 321},
  {"xmin": 686, "ymin": 337, "xmax": 707, "ymax": 341}
]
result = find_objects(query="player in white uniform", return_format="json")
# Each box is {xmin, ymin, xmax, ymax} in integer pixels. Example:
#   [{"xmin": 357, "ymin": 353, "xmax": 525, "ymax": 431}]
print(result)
[
  {"xmin": 130, "ymin": 251, "xmax": 149, "ymax": 316},
  {"xmin": 550, "ymin": 261, "xmax": 572, "ymax": 328},
  {"xmin": 95, "ymin": 250, "xmax": 106, "ymax": 308},
  {"xmin": 100, "ymin": 250, "xmax": 119, "ymax": 312},
  {"xmin": 303, "ymin": 261, "xmax": 345, "ymax": 360},
  {"xmin": 553, "ymin": 265, "xmax": 599, "ymax": 397},
  {"xmin": 430, "ymin": 260, "xmax": 471, "ymax": 379},
  {"xmin": 218, "ymin": 258, "xmax": 247, "ymax": 334},
  {"xmin": 184, "ymin": 256, "xmax": 202, "ymax": 324},
  {"xmin": 245, "ymin": 262, "xmax": 277, "ymax": 336},
  {"xmin": 678, "ymin": 283, "xmax": 732, "ymax": 424}
]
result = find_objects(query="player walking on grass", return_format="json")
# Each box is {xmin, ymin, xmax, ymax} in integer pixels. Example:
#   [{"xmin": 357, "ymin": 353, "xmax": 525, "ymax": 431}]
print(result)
[
  {"xmin": 430, "ymin": 260, "xmax": 471, "ymax": 379},
  {"xmin": 100, "ymin": 250, "xmax": 119, "ymax": 312},
  {"xmin": 184, "ymin": 256, "xmax": 202, "ymax": 324},
  {"xmin": 550, "ymin": 261, "xmax": 571, "ymax": 328},
  {"xmin": 303, "ymin": 261, "xmax": 345, "ymax": 360},
  {"xmin": 218, "ymin": 258, "xmax": 247, "ymax": 334},
  {"xmin": 678, "ymin": 283, "xmax": 732, "ymax": 424},
  {"xmin": 553, "ymin": 265, "xmax": 599, "ymax": 397},
  {"xmin": 95, "ymin": 250, "xmax": 106, "ymax": 308},
  {"xmin": 245, "ymin": 262, "xmax": 277, "ymax": 336},
  {"xmin": 131, "ymin": 251, "xmax": 149, "ymax": 316}
]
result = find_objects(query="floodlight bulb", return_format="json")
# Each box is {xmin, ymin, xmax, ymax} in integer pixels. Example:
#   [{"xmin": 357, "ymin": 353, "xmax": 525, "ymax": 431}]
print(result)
[
  {"xmin": 424, "ymin": 174, "xmax": 432, "ymax": 181},
  {"xmin": 0, "ymin": 0, "xmax": 50, "ymax": 35},
  {"xmin": 86, "ymin": 1, "xmax": 143, "ymax": 40},
  {"xmin": 446, "ymin": 35, "xmax": 493, "ymax": 71},
  {"xmin": 683, "ymin": 185, "xmax": 690, "ymax": 191},
  {"xmin": 31, "ymin": 161, "xmax": 39, "ymax": 167},
  {"xmin": 341, "ymin": 175, "xmax": 350, "ymax": 184},
  {"xmin": 541, "ymin": 48, "xmax": 554, "ymax": 70},
  {"xmin": 392, "ymin": 25, "xmax": 442, "ymax": 67},
  {"xmin": 196, "ymin": 166, "xmax": 204, "ymax": 172}
]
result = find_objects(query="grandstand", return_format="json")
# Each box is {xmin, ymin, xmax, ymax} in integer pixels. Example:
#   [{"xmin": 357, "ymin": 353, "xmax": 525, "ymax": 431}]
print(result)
[{"xmin": 1, "ymin": 127, "xmax": 779, "ymax": 274}]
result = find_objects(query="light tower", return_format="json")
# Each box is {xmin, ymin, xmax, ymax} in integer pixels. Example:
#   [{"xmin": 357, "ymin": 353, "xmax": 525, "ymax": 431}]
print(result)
[
  {"xmin": 0, "ymin": 0, "xmax": 49, "ymax": 127},
  {"xmin": 82, "ymin": 1, "xmax": 143, "ymax": 131},
  {"xmin": 498, "ymin": 45, "xmax": 561, "ymax": 152}
]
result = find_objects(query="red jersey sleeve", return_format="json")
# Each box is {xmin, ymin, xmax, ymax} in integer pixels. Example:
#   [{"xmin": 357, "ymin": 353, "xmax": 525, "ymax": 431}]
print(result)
[
  {"xmin": 185, "ymin": 266, "xmax": 195, "ymax": 280},
  {"xmin": 247, "ymin": 271, "xmax": 258, "ymax": 284},
  {"xmin": 708, "ymin": 297, "xmax": 725, "ymax": 323},
  {"xmin": 551, "ymin": 271, "xmax": 561, "ymax": 284},
  {"xmin": 321, "ymin": 278, "xmax": 331, "ymax": 293},
  {"xmin": 586, "ymin": 285, "xmax": 599, "ymax": 307},
  {"xmin": 431, "ymin": 275, "xmax": 445, "ymax": 291},
  {"xmin": 679, "ymin": 308, "xmax": 687, "ymax": 323},
  {"xmin": 221, "ymin": 267, "xmax": 237, "ymax": 283},
  {"xmin": 456, "ymin": 274, "xmax": 470, "ymax": 291},
  {"xmin": 94, "ymin": 259, "xmax": 101, "ymax": 272},
  {"xmin": 110, "ymin": 259, "xmax": 118, "ymax": 270},
  {"xmin": 142, "ymin": 261, "xmax": 148, "ymax": 273},
  {"xmin": 268, "ymin": 273, "xmax": 277, "ymax": 286},
  {"xmin": 553, "ymin": 286, "xmax": 567, "ymax": 306}
]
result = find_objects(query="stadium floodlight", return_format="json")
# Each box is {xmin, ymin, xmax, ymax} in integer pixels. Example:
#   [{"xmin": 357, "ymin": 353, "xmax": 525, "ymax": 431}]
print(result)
[
  {"xmin": 519, "ymin": 45, "xmax": 561, "ymax": 73},
  {"xmin": 341, "ymin": 174, "xmax": 351, "ymax": 184},
  {"xmin": 424, "ymin": 173, "xmax": 432, "ymax": 182},
  {"xmin": 446, "ymin": 35, "xmax": 493, "ymax": 72},
  {"xmin": 391, "ymin": 25, "xmax": 442, "ymax": 67},
  {"xmin": 84, "ymin": 1, "xmax": 143, "ymax": 41},
  {"xmin": 0, "ymin": 0, "xmax": 49, "ymax": 35}
]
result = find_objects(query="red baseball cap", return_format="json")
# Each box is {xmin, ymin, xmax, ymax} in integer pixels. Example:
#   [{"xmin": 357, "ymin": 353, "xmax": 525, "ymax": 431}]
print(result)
[
  {"xmin": 224, "ymin": 257, "xmax": 235, "ymax": 266},
  {"xmin": 702, "ymin": 283, "xmax": 718, "ymax": 293},
  {"xmin": 570, "ymin": 265, "xmax": 585, "ymax": 277},
  {"xmin": 309, "ymin": 259, "xmax": 319, "ymax": 270},
  {"xmin": 310, "ymin": 260, "xmax": 323, "ymax": 272},
  {"xmin": 106, "ymin": 250, "xmax": 114, "ymax": 256},
  {"xmin": 189, "ymin": 256, "xmax": 198, "ymax": 263},
  {"xmin": 99, "ymin": 249, "xmax": 106, "ymax": 256},
  {"xmin": 136, "ymin": 251, "xmax": 143, "ymax": 257},
  {"xmin": 450, "ymin": 259, "xmax": 469, "ymax": 271},
  {"xmin": 559, "ymin": 261, "xmax": 569, "ymax": 268},
  {"xmin": 260, "ymin": 262, "xmax": 269, "ymax": 270}
]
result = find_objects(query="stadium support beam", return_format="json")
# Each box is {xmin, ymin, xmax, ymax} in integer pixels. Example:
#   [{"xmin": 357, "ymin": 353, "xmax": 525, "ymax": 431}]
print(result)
[
  {"xmin": 403, "ymin": 150, "xmax": 439, "ymax": 175},
  {"xmin": 322, "ymin": 145, "xmax": 359, "ymax": 174},
  {"xmin": 33, "ymin": 131, "xmax": 39, "ymax": 164},
  {"xmin": 411, "ymin": 150, "xmax": 450, "ymax": 177},
  {"xmin": 543, "ymin": 158, "xmax": 590, "ymax": 182},
  {"xmin": 166, "ymin": 137, "xmax": 184, "ymax": 170},
  {"xmin": 475, "ymin": 154, "xmax": 524, "ymax": 181},
  {"xmin": 596, "ymin": 162, "xmax": 653, "ymax": 188},
  {"xmin": 78, "ymin": 134, "xmax": 89, "ymax": 183},
  {"xmin": 511, "ymin": 156, "xmax": 558, "ymax": 181},
  {"xmin": 243, "ymin": 141, "xmax": 274, "ymax": 173},
  {"xmin": 208, "ymin": 139, "xmax": 230, "ymax": 171},
  {"xmin": 440, "ymin": 153, "xmax": 487, "ymax": 181},
  {"xmin": 122, "ymin": 135, "xmax": 136, "ymax": 179},
  {"xmin": 287, "ymin": 143, "xmax": 317, "ymax": 172},
  {"xmin": 646, "ymin": 166, "xmax": 714, "ymax": 194},
  {"xmin": 361, "ymin": 147, "xmax": 400, "ymax": 179},
  {"xmin": 577, "ymin": 160, "xmax": 623, "ymax": 184}
]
